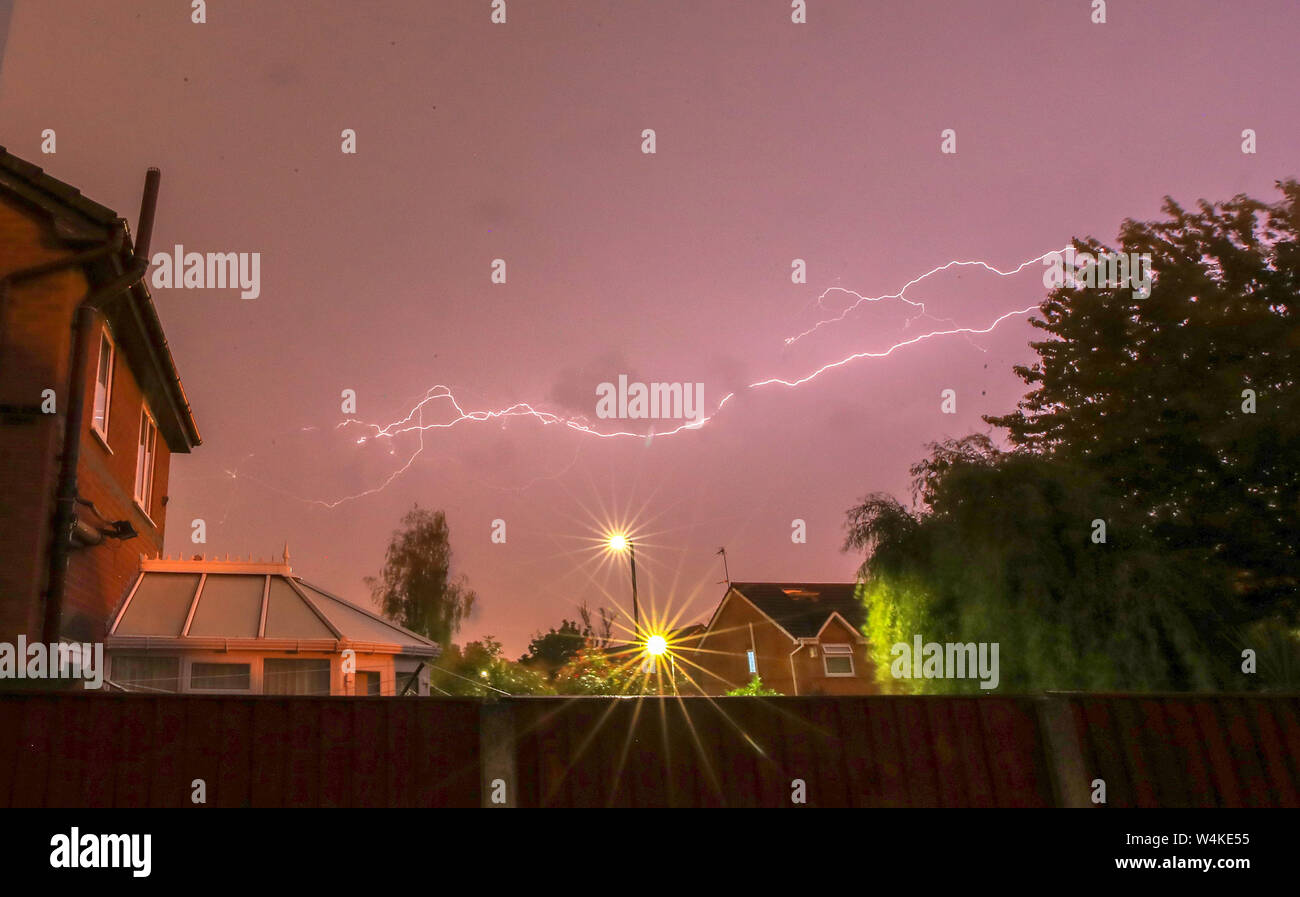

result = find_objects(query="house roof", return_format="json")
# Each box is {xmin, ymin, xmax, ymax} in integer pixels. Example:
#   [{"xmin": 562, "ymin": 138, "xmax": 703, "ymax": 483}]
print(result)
[
  {"xmin": 719, "ymin": 582, "xmax": 866, "ymax": 640},
  {"xmin": 107, "ymin": 557, "xmax": 439, "ymax": 658},
  {"xmin": 670, "ymin": 623, "xmax": 706, "ymax": 643},
  {"xmin": 0, "ymin": 146, "xmax": 200, "ymax": 452}
]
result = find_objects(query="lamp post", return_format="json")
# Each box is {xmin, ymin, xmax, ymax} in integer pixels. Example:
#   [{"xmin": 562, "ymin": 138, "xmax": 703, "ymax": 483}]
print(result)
[{"xmin": 608, "ymin": 533, "xmax": 639, "ymax": 633}]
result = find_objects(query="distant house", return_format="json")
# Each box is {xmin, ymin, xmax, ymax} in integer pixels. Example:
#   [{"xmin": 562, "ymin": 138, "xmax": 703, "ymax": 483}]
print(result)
[
  {"xmin": 687, "ymin": 582, "xmax": 876, "ymax": 695},
  {"xmin": 669, "ymin": 622, "xmax": 706, "ymax": 647},
  {"xmin": 0, "ymin": 148, "xmax": 199, "ymax": 648},
  {"xmin": 105, "ymin": 554, "xmax": 439, "ymax": 696}
]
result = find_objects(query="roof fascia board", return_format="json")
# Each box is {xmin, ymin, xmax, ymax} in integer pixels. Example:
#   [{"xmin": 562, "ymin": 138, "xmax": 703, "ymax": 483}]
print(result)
[
  {"xmin": 141, "ymin": 559, "xmax": 291, "ymax": 574},
  {"xmin": 104, "ymin": 635, "xmax": 435, "ymax": 656},
  {"xmin": 100, "ymin": 251, "xmax": 199, "ymax": 452},
  {"xmin": 0, "ymin": 172, "xmax": 113, "ymax": 239}
]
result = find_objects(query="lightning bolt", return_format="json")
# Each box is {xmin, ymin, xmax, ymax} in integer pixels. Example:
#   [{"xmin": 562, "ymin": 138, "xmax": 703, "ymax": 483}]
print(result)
[
  {"xmin": 226, "ymin": 246, "xmax": 1058, "ymax": 507},
  {"xmin": 785, "ymin": 247, "xmax": 1065, "ymax": 345}
]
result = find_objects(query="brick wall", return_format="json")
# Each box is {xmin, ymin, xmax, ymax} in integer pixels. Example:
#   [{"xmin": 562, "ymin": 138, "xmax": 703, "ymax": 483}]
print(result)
[
  {"xmin": 0, "ymin": 198, "xmax": 168, "ymax": 646},
  {"xmin": 64, "ymin": 317, "xmax": 170, "ymax": 642},
  {"xmin": 688, "ymin": 594, "xmax": 806, "ymax": 694},
  {"xmin": 689, "ymin": 592, "xmax": 878, "ymax": 695},
  {"xmin": 788, "ymin": 615, "xmax": 877, "ymax": 695},
  {"xmin": 0, "ymin": 199, "xmax": 77, "ymax": 645}
]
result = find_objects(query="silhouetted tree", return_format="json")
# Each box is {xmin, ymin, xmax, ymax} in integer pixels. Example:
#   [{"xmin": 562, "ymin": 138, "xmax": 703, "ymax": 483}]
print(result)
[
  {"xmin": 366, "ymin": 505, "xmax": 476, "ymax": 648},
  {"xmin": 987, "ymin": 181, "xmax": 1300, "ymax": 621},
  {"xmin": 846, "ymin": 181, "xmax": 1300, "ymax": 691},
  {"xmin": 520, "ymin": 602, "xmax": 621, "ymax": 677},
  {"xmin": 577, "ymin": 599, "xmax": 617, "ymax": 649},
  {"xmin": 519, "ymin": 619, "xmax": 586, "ymax": 675}
]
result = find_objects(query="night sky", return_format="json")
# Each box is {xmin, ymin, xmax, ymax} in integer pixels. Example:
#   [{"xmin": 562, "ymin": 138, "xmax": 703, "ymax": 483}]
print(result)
[{"xmin": 2, "ymin": 0, "xmax": 1296, "ymax": 654}]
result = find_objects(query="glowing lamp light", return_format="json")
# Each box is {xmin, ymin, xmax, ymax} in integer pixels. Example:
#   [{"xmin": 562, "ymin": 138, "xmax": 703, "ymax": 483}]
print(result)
[
  {"xmin": 645, "ymin": 635, "xmax": 668, "ymax": 657},
  {"xmin": 607, "ymin": 533, "xmax": 629, "ymax": 552}
]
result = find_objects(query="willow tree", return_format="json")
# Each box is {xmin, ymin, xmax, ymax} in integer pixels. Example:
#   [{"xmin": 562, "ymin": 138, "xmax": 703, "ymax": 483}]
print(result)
[{"xmin": 847, "ymin": 442, "xmax": 1232, "ymax": 692}]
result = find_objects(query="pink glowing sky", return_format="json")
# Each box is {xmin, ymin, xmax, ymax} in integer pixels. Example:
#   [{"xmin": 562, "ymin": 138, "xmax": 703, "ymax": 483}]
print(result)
[{"xmin": 2, "ymin": 0, "xmax": 1296, "ymax": 654}]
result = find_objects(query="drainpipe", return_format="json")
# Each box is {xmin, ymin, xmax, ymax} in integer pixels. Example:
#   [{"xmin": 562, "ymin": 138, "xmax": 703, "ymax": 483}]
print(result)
[
  {"xmin": 42, "ymin": 169, "xmax": 159, "ymax": 644},
  {"xmin": 788, "ymin": 641, "xmax": 802, "ymax": 696}
]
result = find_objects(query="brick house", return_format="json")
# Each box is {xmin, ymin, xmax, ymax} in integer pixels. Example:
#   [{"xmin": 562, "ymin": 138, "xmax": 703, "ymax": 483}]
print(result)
[
  {"xmin": 687, "ymin": 582, "xmax": 878, "ymax": 695},
  {"xmin": 0, "ymin": 147, "xmax": 199, "ymax": 649}
]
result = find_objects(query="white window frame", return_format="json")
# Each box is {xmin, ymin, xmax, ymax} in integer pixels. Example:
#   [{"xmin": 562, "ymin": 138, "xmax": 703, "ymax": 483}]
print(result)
[
  {"xmin": 822, "ymin": 643, "xmax": 855, "ymax": 677},
  {"xmin": 263, "ymin": 657, "xmax": 333, "ymax": 696},
  {"xmin": 134, "ymin": 405, "xmax": 158, "ymax": 518},
  {"xmin": 91, "ymin": 327, "xmax": 115, "ymax": 446},
  {"xmin": 746, "ymin": 649, "xmax": 757, "ymax": 675},
  {"xmin": 110, "ymin": 654, "xmax": 181, "ymax": 693},
  {"xmin": 186, "ymin": 659, "xmax": 253, "ymax": 694}
]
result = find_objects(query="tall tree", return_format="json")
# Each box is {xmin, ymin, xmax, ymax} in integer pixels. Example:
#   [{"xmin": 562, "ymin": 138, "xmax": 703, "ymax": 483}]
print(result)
[
  {"xmin": 366, "ymin": 505, "xmax": 476, "ymax": 648},
  {"xmin": 986, "ymin": 181, "xmax": 1300, "ymax": 621}
]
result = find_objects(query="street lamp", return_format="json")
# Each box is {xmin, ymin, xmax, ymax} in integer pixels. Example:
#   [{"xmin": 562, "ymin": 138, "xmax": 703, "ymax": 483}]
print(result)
[{"xmin": 607, "ymin": 532, "xmax": 639, "ymax": 632}]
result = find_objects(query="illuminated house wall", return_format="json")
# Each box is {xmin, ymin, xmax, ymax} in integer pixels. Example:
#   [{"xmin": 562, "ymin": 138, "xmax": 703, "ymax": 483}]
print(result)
[
  {"xmin": 0, "ymin": 147, "xmax": 200, "ymax": 646},
  {"xmin": 689, "ymin": 582, "xmax": 877, "ymax": 696}
]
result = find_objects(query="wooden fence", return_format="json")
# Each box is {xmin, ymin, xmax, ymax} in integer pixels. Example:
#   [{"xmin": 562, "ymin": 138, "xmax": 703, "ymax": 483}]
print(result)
[{"xmin": 0, "ymin": 692, "xmax": 1295, "ymax": 807}]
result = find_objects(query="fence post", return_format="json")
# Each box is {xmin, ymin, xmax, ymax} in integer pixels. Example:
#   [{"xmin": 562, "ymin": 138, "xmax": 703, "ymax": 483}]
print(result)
[
  {"xmin": 480, "ymin": 700, "xmax": 516, "ymax": 807},
  {"xmin": 1036, "ymin": 694, "xmax": 1093, "ymax": 808}
]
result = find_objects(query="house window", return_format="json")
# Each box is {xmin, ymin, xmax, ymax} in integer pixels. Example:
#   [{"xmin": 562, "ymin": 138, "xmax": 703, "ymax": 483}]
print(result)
[
  {"xmin": 746, "ymin": 649, "xmax": 757, "ymax": 675},
  {"xmin": 190, "ymin": 662, "xmax": 251, "ymax": 691},
  {"xmin": 92, "ymin": 329, "xmax": 114, "ymax": 441},
  {"xmin": 264, "ymin": 658, "xmax": 332, "ymax": 695},
  {"xmin": 395, "ymin": 668, "xmax": 422, "ymax": 695},
  {"xmin": 134, "ymin": 406, "xmax": 158, "ymax": 514},
  {"xmin": 822, "ymin": 644, "xmax": 854, "ymax": 676},
  {"xmin": 356, "ymin": 671, "xmax": 381, "ymax": 696},
  {"xmin": 111, "ymin": 655, "xmax": 179, "ymax": 692}
]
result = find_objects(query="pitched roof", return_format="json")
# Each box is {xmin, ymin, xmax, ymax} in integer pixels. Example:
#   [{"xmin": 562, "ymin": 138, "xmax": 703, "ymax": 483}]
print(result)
[
  {"xmin": 670, "ymin": 622, "xmax": 706, "ymax": 642},
  {"xmin": 0, "ymin": 146, "xmax": 200, "ymax": 451},
  {"xmin": 725, "ymin": 582, "xmax": 865, "ymax": 639},
  {"xmin": 0, "ymin": 147, "xmax": 118, "ymax": 234},
  {"xmin": 107, "ymin": 558, "xmax": 438, "ymax": 657}
]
